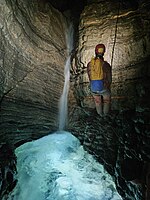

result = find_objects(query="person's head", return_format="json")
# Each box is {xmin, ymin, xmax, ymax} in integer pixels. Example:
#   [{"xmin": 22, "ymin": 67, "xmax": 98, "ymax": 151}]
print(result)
[{"xmin": 95, "ymin": 44, "xmax": 105, "ymax": 58}]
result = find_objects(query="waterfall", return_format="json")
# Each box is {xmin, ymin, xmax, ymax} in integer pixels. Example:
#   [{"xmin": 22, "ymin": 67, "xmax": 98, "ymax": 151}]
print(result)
[
  {"xmin": 6, "ymin": 23, "xmax": 122, "ymax": 197},
  {"xmin": 58, "ymin": 23, "xmax": 74, "ymax": 130}
]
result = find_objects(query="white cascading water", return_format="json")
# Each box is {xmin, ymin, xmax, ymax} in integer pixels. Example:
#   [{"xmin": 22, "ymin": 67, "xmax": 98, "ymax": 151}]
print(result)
[
  {"xmin": 7, "ymin": 131, "xmax": 122, "ymax": 200},
  {"xmin": 6, "ymin": 23, "xmax": 123, "ymax": 200},
  {"xmin": 58, "ymin": 23, "xmax": 74, "ymax": 130}
]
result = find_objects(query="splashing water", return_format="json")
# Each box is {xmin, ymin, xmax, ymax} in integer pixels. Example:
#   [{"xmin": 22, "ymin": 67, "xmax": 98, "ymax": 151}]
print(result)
[
  {"xmin": 58, "ymin": 24, "xmax": 74, "ymax": 130},
  {"xmin": 6, "ymin": 21, "xmax": 123, "ymax": 200},
  {"xmin": 7, "ymin": 131, "xmax": 122, "ymax": 200},
  {"xmin": 58, "ymin": 56, "xmax": 71, "ymax": 130}
]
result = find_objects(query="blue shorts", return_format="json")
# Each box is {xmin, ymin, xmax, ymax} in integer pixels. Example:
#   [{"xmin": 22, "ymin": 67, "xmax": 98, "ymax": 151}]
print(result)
[{"xmin": 90, "ymin": 80, "xmax": 104, "ymax": 93}]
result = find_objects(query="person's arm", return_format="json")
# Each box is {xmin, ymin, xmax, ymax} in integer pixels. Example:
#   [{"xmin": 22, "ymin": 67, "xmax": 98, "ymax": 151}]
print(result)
[{"xmin": 103, "ymin": 62, "xmax": 112, "ymax": 89}]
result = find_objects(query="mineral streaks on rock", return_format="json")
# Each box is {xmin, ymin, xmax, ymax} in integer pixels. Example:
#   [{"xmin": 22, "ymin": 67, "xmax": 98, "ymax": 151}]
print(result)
[
  {"xmin": 72, "ymin": 1, "xmax": 150, "ymax": 110},
  {"xmin": 0, "ymin": 0, "xmax": 68, "ymax": 137}
]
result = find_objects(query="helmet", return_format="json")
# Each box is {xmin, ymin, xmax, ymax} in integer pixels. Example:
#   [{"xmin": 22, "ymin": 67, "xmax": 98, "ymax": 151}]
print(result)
[{"xmin": 95, "ymin": 44, "xmax": 105, "ymax": 54}]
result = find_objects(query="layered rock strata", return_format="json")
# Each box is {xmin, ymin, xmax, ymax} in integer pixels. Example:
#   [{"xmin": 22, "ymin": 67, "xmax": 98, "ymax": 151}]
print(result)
[
  {"xmin": 0, "ymin": 0, "xmax": 150, "ymax": 199},
  {"xmin": 70, "ymin": 0, "xmax": 150, "ymax": 111},
  {"xmin": 68, "ymin": 108, "xmax": 150, "ymax": 200},
  {"xmin": 0, "ymin": 0, "xmax": 68, "ymax": 143}
]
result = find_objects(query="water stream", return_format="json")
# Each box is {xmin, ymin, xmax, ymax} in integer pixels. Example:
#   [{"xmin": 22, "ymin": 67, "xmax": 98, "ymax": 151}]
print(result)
[
  {"xmin": 7, "ymin": 131, "xmax": 122, "ymax": 200},
  {"xmin": 6, "ymin": 22, "xmax": 122, "ymax": 200},
  {"xmin": 58, "ymin": 23, "xmax": 74, "ymax": 130}
]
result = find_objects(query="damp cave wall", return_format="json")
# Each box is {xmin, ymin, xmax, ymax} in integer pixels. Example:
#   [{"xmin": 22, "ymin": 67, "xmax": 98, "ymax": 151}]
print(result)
[
  {"xmin": 0, "ymin": 0, "xmax": 150, "ymax": 199},
  {"xmin": 0, "ymin": 0, "xmax": 68, "ymax": 143},
  {"xmin": 0, "ymin": 0, "xmax": 149, "ymax": 143},
  {"xmin": 68, "ymin": 1, "xmax": 150, "ymax": 199},
  {"xmin": 69, "ymin": 0, "xmax": 150, "ymax": 112}
]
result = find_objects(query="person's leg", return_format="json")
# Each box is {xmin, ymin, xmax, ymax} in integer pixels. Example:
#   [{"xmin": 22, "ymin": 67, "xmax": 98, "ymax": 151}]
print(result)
[
  {"xmin": 93, "ymin": 95, "xmax": 103, "ymax": 116},
  {"xmin": 103, "ymin": 92, "xmax": 111, "ymax": 115}
]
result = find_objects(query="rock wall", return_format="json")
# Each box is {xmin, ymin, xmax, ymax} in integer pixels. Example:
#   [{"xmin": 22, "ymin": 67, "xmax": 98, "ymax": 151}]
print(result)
[
  {"xmin": 0, "ymin": 0, "xmax": 68, "ymax": 143},
  {"xmin": 68, "ymin": 107, "xmax": 150, "ymax": 200},
  {"xmin": 68, "ymin": 1, "xmax": 150, "ymax": 199},
  {"xmin": 70, "ymin": 0, "xmax": 150, "ymax": 111},
  {"xmin": 0, "ymin": 0, "xmax": 150, "ymax": 199}
]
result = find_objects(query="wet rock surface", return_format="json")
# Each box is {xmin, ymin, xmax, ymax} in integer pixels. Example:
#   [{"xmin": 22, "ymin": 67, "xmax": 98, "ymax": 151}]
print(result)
[
  {"xmin": 68, "ymin": 107, "xmax": 150, "ymax": 199},
  {"xmin": 0, "ymin": 144, "xmax": 17, "ymax": 199},
  {"xmin": 70, "ymin": 0, "xmax": 150, "ymax": 111},
  {"xmin": 1, "ymin": 108, "xmax": 150, "ymax": 199},
  {"xmin": 0, "ymin": 0, "xmax": 150, "ymax": 199},
  {"xmin": 0, "ymin": 0, "xmax": 67, "ymax": 138}
]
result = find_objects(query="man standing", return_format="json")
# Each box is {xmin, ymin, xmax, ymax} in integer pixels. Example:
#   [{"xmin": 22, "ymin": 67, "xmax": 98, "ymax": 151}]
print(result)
[{"xmin": 87, "ymin": 44, "xmax": 112, "ymax": 116}]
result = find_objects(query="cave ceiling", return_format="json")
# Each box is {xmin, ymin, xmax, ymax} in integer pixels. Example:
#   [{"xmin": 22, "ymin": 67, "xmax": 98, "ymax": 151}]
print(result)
[{"xmin": 48, "ymin": 0, "xmax": 140, "ymax": 12}]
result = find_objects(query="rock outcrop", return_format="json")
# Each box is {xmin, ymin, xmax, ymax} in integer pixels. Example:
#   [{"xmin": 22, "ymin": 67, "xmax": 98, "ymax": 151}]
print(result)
[
  {"xmin": 0, "ymin": 0, "xmax": 150, "ymax": 199},
  {"xmin": 68, "ymin": 1, "xmax": 150, "ymax": 199},
  {"xmin": 70, "ymin": 0, "xmax": 150, "ymax": 111},
  {"xmin": 0, "ymin": 0, "xmax": 68, "ymax": 143},
  {"xmin": 68, "ymin": 107, "xmax": 150, "ymax": 200}
]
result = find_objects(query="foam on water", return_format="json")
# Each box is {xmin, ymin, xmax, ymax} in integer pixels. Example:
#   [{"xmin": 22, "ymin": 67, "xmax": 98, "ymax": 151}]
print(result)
[{"xmin": 8, "ymin": 131, "xmax": 122, "ymax": 200}]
